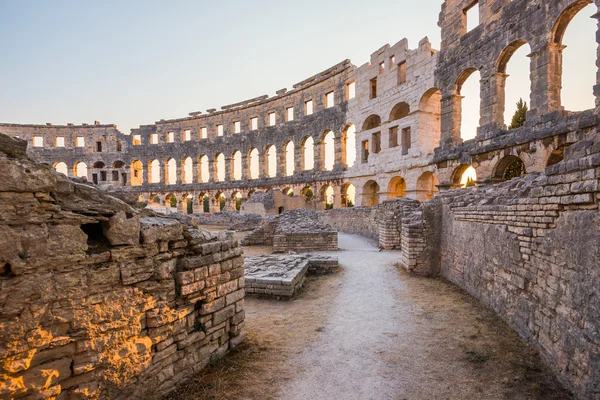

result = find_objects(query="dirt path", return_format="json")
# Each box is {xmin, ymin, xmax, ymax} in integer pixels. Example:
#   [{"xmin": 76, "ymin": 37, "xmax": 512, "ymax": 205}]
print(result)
[{"xmin": 166, "ymin": 233, "xmax": 571, "ymax": 400}]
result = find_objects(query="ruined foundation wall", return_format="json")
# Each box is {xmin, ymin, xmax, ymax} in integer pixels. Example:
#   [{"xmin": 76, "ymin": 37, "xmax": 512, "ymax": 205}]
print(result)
[
  {"xmin": 317, "ymin": 207, "xmax": 379, "ymax": 240},
  {"xmin": 0, "ymin": 135, "xmax": 245, "ymax": 400},
  {"xmin": 418, "ymin": 137, "xmax": 600, "ymax": 399}
]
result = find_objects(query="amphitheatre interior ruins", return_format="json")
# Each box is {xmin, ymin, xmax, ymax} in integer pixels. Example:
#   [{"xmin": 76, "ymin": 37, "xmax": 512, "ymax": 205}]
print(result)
[{"xmin": 1, "ymin": 0, "xmax": 600, "ymax": 399}]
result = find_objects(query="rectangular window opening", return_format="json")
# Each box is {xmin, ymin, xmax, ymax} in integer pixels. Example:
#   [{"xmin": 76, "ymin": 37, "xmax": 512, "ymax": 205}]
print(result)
[
  {"xmin": 217, "ymin": 124, "xmax": 224, "ymax": 136},
  {"xmin": 286, "ymin": 107, "xmax": 294, "ymax": 122},
  {"xmin": 464, "ymin": 1, "xmax": 480, "ymax": 34},
  {"xmin": 370, "ymin": 78, "xmax": 377, "ymax": 99},
  {"xmin": 116, "ymin": 140, "xmax": 122, "ymax": 151},
  {"xmin": 250, "ymin": 117, "xmax": 258, "ymax": 131},
  {"xmin": 346, "ymin": 81, "xmax": 356, "ymax": 100},
  {"xmin": 33, "ymin": 136, "xmax": 43, "ymax": 147},
  {"xmin": 100, "ymin": 171, "xmax": 107, "ymax": 182},
  {"xmin": 398, "ymin": 61, "xmax": 407, "ymax": 85},
  {"xmin": 305, "ymin": 100, "xmax": 313, "ymax": 116},
  {"xmin": 372, "ymin": 132, "xmax": 381, "ymax": 154},
  {"xmin": 361, "ymin": 141, "xmax": 369, "ymax": 163},
  {"xmin": 76, "ymin": 136, "xmax": 85, "ymax": 147},
  {"xmin": 325, "ymin": 92, "xmax": 334, "ymax": 108},
  {"xmin": 379, "ymin": 61, "xmax": 385, "ymax": 74},
  {"xmin": 96, "ymin": 141, "xmax": 102, "ymax": 152},
  {"xmin": 200, "ymin": 127, "xmax": 207, "ymax": 139},
  {"xmin": 184, "ymin": 129, "xmax": 191, "ymax": 141},
  {"xmin": 268, "ymin": 112, "xmax": 276, "ymax": 126},
  {"xmin": 150, "ymin": 133, "xmax": 158, "ymax": 144},
  {"xmin": 112, "ymin": 171, "xmax": 119, "ymax": 181},
  {"xmin": 167, "ymin": 131, "xmax": 175, "ymax": 143},
  {"xmin": 389, "ymin": 127, "xmax": 399, "ymax": 148},
  {"xmin": 56, "ymin": 137, "xmax": 65, "ymax": 147},
  {"xmin": 401, "ymin": 127, "xmax": 412, "ymax": 155},
  {"xmin": 233, "ymin": 121, "xmax": 241, "ymax": 134}
]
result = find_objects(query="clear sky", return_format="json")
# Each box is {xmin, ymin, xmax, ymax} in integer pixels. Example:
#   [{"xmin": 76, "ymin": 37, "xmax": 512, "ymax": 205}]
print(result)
[{"xmin": 0, "ymin": 1, "xmax": 596, "ymax": 135}]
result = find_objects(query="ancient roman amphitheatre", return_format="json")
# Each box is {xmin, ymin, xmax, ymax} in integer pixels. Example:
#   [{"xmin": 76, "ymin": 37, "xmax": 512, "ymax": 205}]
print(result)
[{"xmin": 1, "ymin": 0, "xmax": 599, "ymax": 399}]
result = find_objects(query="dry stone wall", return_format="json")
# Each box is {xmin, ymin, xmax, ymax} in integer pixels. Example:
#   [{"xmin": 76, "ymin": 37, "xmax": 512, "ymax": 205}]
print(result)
[
  {"xmin": 0, "ymin": 134, "xmax": 245, "ymax": 400},
  {"xmin": 400, "ymin": 134, "xmax": 600, "ymax": 399}
]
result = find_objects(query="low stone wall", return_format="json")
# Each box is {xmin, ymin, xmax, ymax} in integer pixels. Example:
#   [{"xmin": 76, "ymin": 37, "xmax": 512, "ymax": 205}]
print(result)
[
  {"xmin": 404, "ymin": 137, "xmax": 600, "ymax": 399},
  {"xmin": 317, "ymin": 207, "xmax": 378, "ymax": 239},
  {"xmin": 0, "ymin": 135, "xmax": 245, "ymax": 400},
  {"xmin": 273, "ymin": 231, "xmax": 338, "ymax": 253},
  {"xmin": 245, "ymin": 255, "xmax": 339, "ymax": 299}
]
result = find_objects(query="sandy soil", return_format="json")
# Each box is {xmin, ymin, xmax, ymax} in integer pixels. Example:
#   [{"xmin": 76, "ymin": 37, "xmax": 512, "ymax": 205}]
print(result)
[{"xmin": 165, "ymin": 232, "xmax": 572, "ymax": 400}]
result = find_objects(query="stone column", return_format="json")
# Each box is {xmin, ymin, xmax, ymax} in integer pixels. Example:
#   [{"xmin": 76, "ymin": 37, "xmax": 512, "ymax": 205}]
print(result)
[
  {"xmin": 176, "ymin": 195, "xmax": 185, "ymax": 214},
  {"xmin": 192, "ymin": 196, "xmax": 202, "ymax": 213},
  {"xmin": 440, "ymin": 94, "xmax": 464, "ymax": 147},
  {"xmin": 209, "ymin": 159, "xmax": 217, "ymax": 183},
  {"xmin": 225, "ymin": 157, "xmax": 233, "ymax": 182},
  {"xmin": 276, "ymin": 150, "xmax": 285, "ymax": 178},
  {"xmin": 241, "ymin": 154, "xmax": 249, "ymax": 181},
  {"xmin": 258, "ymin": 151, "xmax": 267, "ymax": 179},
  {"xmin": 209, "ymin": 196, "xmax": 217, "ymax": 214},
  {"xmin": 223, "ymin": 197, "xmax": 234, "ymax": 212},
  {"xmin": 159, "ymin": 163, "xmax": 166, "ymax": 185},
  {"xmin": 488, "ymin": 72, "xmax": 508, "ymax": 128},
  {"xmin": 175, "ymin": 160, "xmax": 182, "ymax": 185},
  {"xmin": 335, "ymin": 135, "xmax": 346, "ymax": 169},
  {"xmin": 333, "ymin": 185, "xmax": 342, "ymax": 209},
  {"xmin": 313, "ymin": 140, "xmax": 323, "ymax": 171},
  {"xmin": 295, "ymin": 144, "xmax": 303, "ymax": 173},
  {"xmin": 192, "ymin": 161, "xmax": 198, "ymax": 183},
  {"xmin": 529, "ymin": 43, "xmax": 564, "ymax": 117}
]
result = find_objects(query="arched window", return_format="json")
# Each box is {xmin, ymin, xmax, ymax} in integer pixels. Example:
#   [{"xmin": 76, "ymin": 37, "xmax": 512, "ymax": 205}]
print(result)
[
  {"xmin": 165, "ymin": 158, "xmax": 177, "ymax": 185},
  {"xmin": 92, "ymin": 161, "xmax": 106, "ymax": 169},
  {"xmin": 451, "ymin": 165, "xmax": 478, "ymax": 187},
  {"xmin": 182, "ymin": 157, "xmax": 193, "ymax": 184},
  {"xmin": 302, "ymin": 136, "xmax": 314, "ymax": 170},
  {"xmin": 266, "ymin": 145, "xmax": 277, "ymax": 178},
  {"xmin": 344, "ymin": 124, "xmax": 356, "ymax": 168},
  {"xmin": 457, "ymin": 69, "xmax": 481, "ymax": 140},
  {"xmin": 387, "ymin": 177, "xmax": 406, "ymax": 199},
  {"xmin": 320, "ymin": 185, "xmax": 335, "ymax": 209},
  {"xmin": 249, "ymin": 149, "xmax": 259, "ymax": 179},
  {"xmin": 556, "ymin": 3, "xmax": 597, "ymax": 111},
  {"xmin": 493, "ymin": 155, "xmax": 526, "ymax": 182},
  {"xmin": 389, "ymin": 102, "xmax": 410, "ymax": 122},
  {"xmin": 284, "ymin": 141, "xmax": 295, "ymax": 176},
  {"xmin": 131, "ymin": 160, "xmax": 143, "ymax": 186},
  {"xmin": 322, "ymin": 131, "xmax": 335, "ymax": 171},
  {"xmin": 215, "ymin": 153, "xmax": 225, "ymax": 182},
  {"xmin": 341, "ymin": 183, "xmax": 356, "ymax": 207},
  {"xmin": 498, "ymin": 41, "xmax": 532, "ymax": 128},
  {"xmin": 416, "ymin": 172, "xmax": 439, "ymax": 202},
  {"xmin": 232, "ymin": 192, "xmax": 243, "ymax": 211},
  {"xmin": 362, "ymin": 115, "xmax": 381, "ymax": 131},
  {"xmin": 53, "ymin": 162, "xmax": 68, "ymax": 176},
  {"xmin": 74, "ymin": 162, "xmax": 88, "ymax": 178},
  {"xmin": 232, "ymin": 151, "xmax": 242, "ymax": 181},
  {"xmin": 149, "ymin": 160, "xmax": 160, "ymax": 183},
  {"xmin": 198, "ymin": 155, "xmax": 209, "ymax": 183},
  {"xmin": 362, "ymin": 180, "xmax": 380, "ymax": 207},
  {"xmin": 419, "ymin": 88, "xmax": 442, "ymax": 147}
]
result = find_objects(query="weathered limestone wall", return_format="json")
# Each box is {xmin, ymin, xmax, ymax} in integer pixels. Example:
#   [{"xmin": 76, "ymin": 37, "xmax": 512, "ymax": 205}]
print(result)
[
  {"xmin": 0, "ymin": 135, "xmax": 245, "ymax": 400},
  {"xmin": 317, "ymin": 207, "xmax": 379, "ymax": 239},
  {"xmin": 413, "ymin": 136, "xmax": 600, "ymax": 398}
]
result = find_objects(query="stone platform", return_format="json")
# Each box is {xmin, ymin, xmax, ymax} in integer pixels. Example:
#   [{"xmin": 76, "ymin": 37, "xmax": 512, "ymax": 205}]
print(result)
[{"xmin": 245, "ymin": 254, "xmax": 339, "ymax": 299}]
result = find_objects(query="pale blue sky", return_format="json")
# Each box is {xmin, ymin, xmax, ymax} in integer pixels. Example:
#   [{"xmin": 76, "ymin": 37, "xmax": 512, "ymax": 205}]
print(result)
[{"xmin": 0, "ymin": 1, "xmax": 596, "ymax": 135}]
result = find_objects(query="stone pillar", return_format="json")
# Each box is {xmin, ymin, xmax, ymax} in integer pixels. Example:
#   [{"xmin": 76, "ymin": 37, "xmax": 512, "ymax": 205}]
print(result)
[
  {"xmin": 192, "ymin": 161, "xmax": 198, "ymax": 183},
  {"xmin": 335, "ymin": 135, "xmax": 346, "ymax": 169},
  {"xmin": 192, "ymin": 196, "xmax": 202, "ymax": 213},
  {"xmin": 488, "ymin": 72, "xmax": 508, "ymax": 128},
  {"xmin": 159, "ymin": 163, "xmax": 166, "ymax": 185},
  {"xmin": 258, "ymin": 151, "xmax": 267, "ymax": 179},
  {"xmin": 176, "ymin": 195, "xmax": 185, "ymax": 214},
  {"xmin": 529, "ymin": 43, "xmax": 564, "ymax": 117},
  {"xmin": 241, "ymin": 154, "xmax": 249, "ymax": 181},
  {"xmin": 175, "ymin": 160, "xmax": 182, "ymax": 185},
  {"xmin": 223, "ymin": 197, "xmax": 234, "ymax": 212},
  {"xmin": 313, "ymin": 140, "xmax": 323, "ymax": 171},
  {"xmin": 276, "ymin": 150, "xmax": 285, "ymax": 178},
  {"xmin": 333, "ymin": 185, "xmax": 342, "ymax": 209},
  {"xmin": 209, "ymin": 159, "xmax": 217, "ymax": 183},
  {"xmin": 209, "ymin": 196, "xmax": 217, "ymax": 214},
  {"xmin": 295, "ymin": 144, "xmax": 303, "ymax": 173},
  {"xmin": 440, "ymin": 94, "xmax": 464, "ymax": 147},
  {"xmin": 225, "ymin": 157, "xmax": 233, "ymax": 181}
]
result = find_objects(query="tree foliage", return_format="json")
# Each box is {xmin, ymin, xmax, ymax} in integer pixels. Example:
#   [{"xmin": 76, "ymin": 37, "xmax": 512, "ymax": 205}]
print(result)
[{"xmin": 508, "ymin": 98, "xmax": 528, "ymax": 130}]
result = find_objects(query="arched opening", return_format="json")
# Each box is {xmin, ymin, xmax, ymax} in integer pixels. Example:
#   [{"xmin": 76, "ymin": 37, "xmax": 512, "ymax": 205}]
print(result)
[
  {"xmin": 266, "ymin": 145, "xmax": 277, "ymax": 178},
  {"xmin": 555, "ymin": 2, "xmax": 597, "ymax": 111},
  {"xmin": 182, "ymin": 157, "xmax": 193, "ymax": 184},
  {"xmin": 216, "ymin": 192, "xmax": 226, "ymax": 212},
  {"xmin": 74, "ymin": 162, "xmax": 88, "ymax": 178},
  {"xmin": 419, "ymin": 88, "xmax": 442, "ymax": 147},
  {"xmin": 416, "ymin": 172, "xmax": 439, "ymax": 202},
  {"xmin": 247, "ymin": 189, "xmax": 256, "ymax": 199},
  {"xmin": 166, "ymin": 193, "xmax": 177, "ymax": 209},
  {"xmin": 53, "ymin": 162, "xmax": 68, "ymax": 176},
  {"xmin": 344, "ymin": 124, "xmax": 356, "ymax": 168},
  {"xmin": 322, "ymin": 131, "xmax": 335, "ymax": 171},
  {"xmin": 92, "ymin": 161, "xmax": 106, "ymax": 169},
  {"xmin": 362, "ymin": 180, "xmax": 380, "ymax": 207},
  {"xmin": 232, "ymin": 151, "xmax": 242, "ymax": 181},
  {"xmin": 202, "ymin": 194, "xmax": 210, "ymax": 213},
  {"xmin": 149, "ymin": 160, "xmax": 160, "ymax": 183},
  {"xmin": 451, "ymin": 165, "xmax": 478, "ymax": 188},
  {"xmin": 493, "ymin": 155, "xmax": 526, "ymax": 182},
  {"xmin": 131, "ymin": 160, "xmax": 143, "ymax": 186},
  {"xmin": 498, "ymin": 41, "xmax": 532, "ymax": 128},
  {"xmin": 198, "ymin": 155, "xmax": 209, "ymax": 183},
  {"xmin": 278, "ymin": 206, "xmax": 285, "ymax": 214},
  {"xmin": 362, "ymin": 115, "xmax": 381, "ymax": 131},
  {"xmin": 282, "ymin": 187, "xmax": 294, "ymax": 196},
  {"xmin": 165, "ymin": 158, "xmax": 177, "ymax": 185},
  {"xmin": 301, "ymin": 136, "xmax": 314, "ymax": 170},
  {"xmin": 389, "ymin": 102, "xmax": 410, "ymax": 122},
  {"xmin": 341, "ymin": 183, "xmax": 356, "ymax": 207},
  {"xmin": 387, "ymin": 177, "xmax": 407, "ymax": 199},
  {"xmin": 215, "ymin": 153, "xmax": 225, "ymax": 182},
  {"xmin": 181, "ymin": 194, "xmax": 193, "ymax": 214},
  {"xmin": 112, "ymin": 161, "xmax": 125, "ymax": 169},
  {"xmin": 320, "ymin": 185, "xmax": 335, "ymax": 209},
  {"xmin": 232, "ymin": 191, "xmax": 243, "ymax": 211},
  {"xmin": 301, "ymin": 186, "xmax": 314, "ymax": 201},
  {"xmin": 457, "ymin": 69, "xmax": 481, "ymax": 140},
  {"xmin": 284, "ymin": 141, "xmax": 295, "ymax": 176},
  {"xmin": 249, "ymin": 148, "xmax": 259, "ymax": 179}
]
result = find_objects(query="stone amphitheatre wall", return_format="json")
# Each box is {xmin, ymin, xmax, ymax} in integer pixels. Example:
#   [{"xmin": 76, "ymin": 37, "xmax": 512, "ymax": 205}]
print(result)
[
  {"xmin": 399, "ymin": 135, "xmax": 600, "ymax": 399},
  {"xmin": 0, "ymin": 135, "xmax": 245, "ymax": 400}
]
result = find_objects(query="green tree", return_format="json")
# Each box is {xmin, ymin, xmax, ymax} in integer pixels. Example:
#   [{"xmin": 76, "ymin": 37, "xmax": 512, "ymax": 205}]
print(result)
[
  {"xmin": 219, "ymin": 197, "xmax": 225, "ymax": 212},
  {"xmin": 169, "ymin": 196, "xmax": 177, "ymax": 208},
  {"xmin": 503, "ymin": 158, "xmax": 526, "ymax": 180},
  {"xmin": 203, "ymin": 196, "xmax": 210, "ymax": 213},
  {"xmin": 304, "ymin": 188, "xmax": 314, "ymax": 201},
  {"xmin": 508, "ymin": 98, "xmax": 528, "ymax": 130},
  {"xmin": 236, "ymin": 198, "xmax": 242, "ymax": 211}
]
